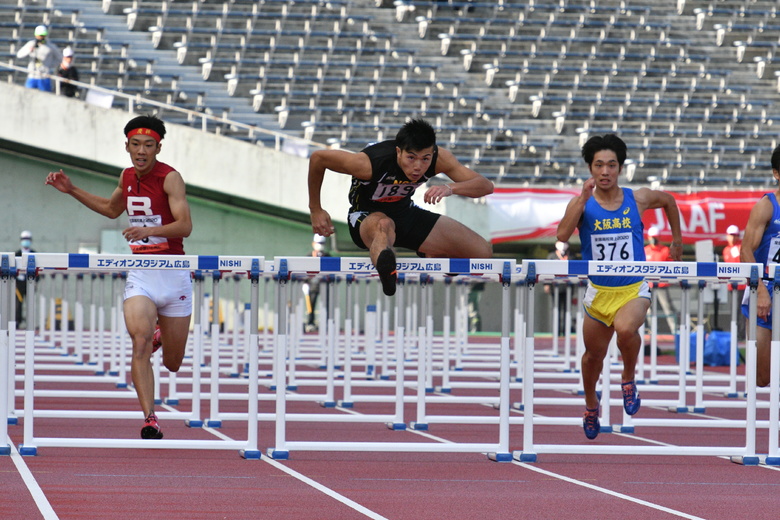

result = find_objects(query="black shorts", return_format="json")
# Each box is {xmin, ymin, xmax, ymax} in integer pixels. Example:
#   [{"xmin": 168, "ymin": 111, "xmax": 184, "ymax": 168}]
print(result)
[{"xmin": 348, "ymin": 205, "xmax": 441, "ymax": 254}]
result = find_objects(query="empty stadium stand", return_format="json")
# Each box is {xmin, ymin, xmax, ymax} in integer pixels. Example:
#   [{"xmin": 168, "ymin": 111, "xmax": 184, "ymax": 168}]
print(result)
[{"xmin": 1, "ymin": 0, "xmax": 778, "ymax": 189}]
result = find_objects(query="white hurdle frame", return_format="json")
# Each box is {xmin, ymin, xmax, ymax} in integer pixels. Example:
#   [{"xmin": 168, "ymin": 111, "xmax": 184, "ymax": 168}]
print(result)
[
  {"xmin": 1, "ymin": 253, "xmax": 13, "ymax": 455},
  {"xmin": 265, "ymin": 256, "xmax": 516, "ymax": 461},
  {"xmin": 515, "ymin": 259, "xmax": 765, "ymax": 464},
  {"xmin": 12, "ymin": 253, "xmax": 264, "ymax": 458}
]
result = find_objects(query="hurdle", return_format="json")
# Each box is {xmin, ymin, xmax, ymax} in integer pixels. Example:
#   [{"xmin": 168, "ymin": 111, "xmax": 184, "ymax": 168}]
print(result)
[
  {"xmin": 1, "ymin": 253, "xmax": 13, "ymax": 455},
  {"xmin": 265, "ymin": 256, "xmax": 516, "ymax": 461},
  {"xmin": 12, "ymin": 253, "xmax": 264, "ymax": 458},
  {"xmin": 514, "ymin": 259, "xmax": 764, "ymax": 464}
]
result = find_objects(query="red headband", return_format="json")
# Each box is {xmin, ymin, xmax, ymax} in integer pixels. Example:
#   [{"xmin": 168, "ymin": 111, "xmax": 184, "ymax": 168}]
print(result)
[{"xmin": 126, "ymin": 127, "xmax": 161, "ymax": 142}]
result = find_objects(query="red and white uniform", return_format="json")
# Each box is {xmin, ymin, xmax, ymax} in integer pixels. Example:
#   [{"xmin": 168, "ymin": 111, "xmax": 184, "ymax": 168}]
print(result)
[
  {"xmin": 121, "ymin": 161, "xmax": 191, "ymax": 317},
  {"xmin": 722, "ymin": 244, "xmax": 741, "ymax": 263},
  {"xmin": 121, "ymin": 161, "xmax": 184, "ymax": 255}
]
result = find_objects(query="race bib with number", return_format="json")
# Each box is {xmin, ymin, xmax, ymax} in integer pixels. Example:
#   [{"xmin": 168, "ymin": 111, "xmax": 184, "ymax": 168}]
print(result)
[
  {"xmin": 127, "ymin": 214, "xmax": 169, "ymax": 253},
  {"xmin": 590, "ymin": 232, "xmax": 635, "ymax": 262},
  {"xmin": 371, "ymin": 182, "xmax": 419, "ymax": 203}
]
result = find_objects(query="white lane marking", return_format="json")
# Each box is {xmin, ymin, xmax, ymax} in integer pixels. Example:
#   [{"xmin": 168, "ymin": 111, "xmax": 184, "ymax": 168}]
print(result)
[
  {"xmin": 203, "ymin": 427, "xmax": 389, "ymax": 520},
  {"xmin": 512, "ymin": 461, "xmax": 708, "ymax": 520},
  {"xmin": 7, "ymin": 437, "xmax": 59, "ymax": 520},
  {"xmin": 401, "ymin": 424, "xmax": 708, "ymax": 520}
]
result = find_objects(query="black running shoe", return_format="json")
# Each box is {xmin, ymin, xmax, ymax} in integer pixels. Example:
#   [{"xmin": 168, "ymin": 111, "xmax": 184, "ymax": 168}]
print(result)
[
  {"xmin": 141, "ymin": 412, "xmax": 164, "ymax": 439},
  {"xmin": 376, "ymin": 249, "xmax": 397, "ymax": 296}
]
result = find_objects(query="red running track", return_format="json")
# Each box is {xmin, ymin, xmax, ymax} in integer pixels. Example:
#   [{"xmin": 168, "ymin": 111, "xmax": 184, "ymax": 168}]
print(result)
[{"xmin": 2, "ymin": 336, "xmax": 779, "ymax": 520}]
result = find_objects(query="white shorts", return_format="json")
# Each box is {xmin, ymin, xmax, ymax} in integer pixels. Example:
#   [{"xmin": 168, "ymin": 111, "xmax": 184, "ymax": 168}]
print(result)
[{"xmin": 124, "ymin": 269, "xmax": 193, "ymax": 318}]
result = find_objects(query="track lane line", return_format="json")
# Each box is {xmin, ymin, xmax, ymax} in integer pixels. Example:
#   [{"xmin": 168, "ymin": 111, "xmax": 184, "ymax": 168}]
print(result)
[
  {"xmin": 6, "ymin": 436, "xmax": 58, "ymax": 520},
  {"xmin": 202, "ymin": 426, "xmax": 389, "ymax": 520}
]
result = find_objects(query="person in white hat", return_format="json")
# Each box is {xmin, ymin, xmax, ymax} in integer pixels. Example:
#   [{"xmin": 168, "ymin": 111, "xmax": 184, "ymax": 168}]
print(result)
[
  {"xmin": 56, "ymin": 46, "xmax": 80, "ymax": 98},
  {"xmin": 644, "ymin": 226, "xmax": 671, "ymax": 262},
  {"xmin": 722, "ymin": 224, "xmax": 741, "ymax": 263},
  {"xmin": 16, "ymin": 25, "xmax": 62, "ymax": 92},
  {"xmin": 643, "ymin": 225, "xmax": 677, "ymax": 336}
]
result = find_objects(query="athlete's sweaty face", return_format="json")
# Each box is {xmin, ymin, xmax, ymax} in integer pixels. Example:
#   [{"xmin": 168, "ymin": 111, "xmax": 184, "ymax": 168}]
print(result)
[
  {"xmin": 125, "ymin": 135, "xmax": 161, "ymax": 176},
  {"xmin": 396, "ymin": 146, "xmax": 434, "ymax": 182},
  {"xmin": 588, "ymin": 149, "xmax": 622, "ymax": 190}
]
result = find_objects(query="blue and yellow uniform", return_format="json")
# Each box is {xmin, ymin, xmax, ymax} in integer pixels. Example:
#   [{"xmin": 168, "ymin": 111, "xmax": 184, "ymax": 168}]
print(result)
[
  {"xmin": 741, "ymin": 192, "xmax": 780, "ymax": 328},
  {"xmin": 579, "ymin": 188, "xmax": 650, "ymax": 326}
]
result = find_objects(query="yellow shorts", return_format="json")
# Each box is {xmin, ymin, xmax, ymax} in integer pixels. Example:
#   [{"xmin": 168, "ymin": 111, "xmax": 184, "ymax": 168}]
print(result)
[{"xmin": 583, "ymin": 280, "xmax": 650, "ymax": 327}]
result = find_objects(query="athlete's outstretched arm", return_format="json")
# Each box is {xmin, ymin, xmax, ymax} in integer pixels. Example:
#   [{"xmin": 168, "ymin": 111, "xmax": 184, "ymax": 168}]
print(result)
[
  {"xmin": 741, "ymin": 195, "xmax": 772, "ymax": 318},
  {"xmin": 635, "ymin": 187, "xmax": 683, "ymax": 261},
  {"xmin": 557, "ymin": 178, "xmax": 594, "ymax": 243},
  {"xmin": 45, "ymin": 169, "xmax": 125, "ymax": 219},
  {"xmin": 307, "ymin": 149, "xmax": 371, "ymax": 238},
  {"xmin": 423, "ymin": 147, "xmax": 494, "ymax": 204}
]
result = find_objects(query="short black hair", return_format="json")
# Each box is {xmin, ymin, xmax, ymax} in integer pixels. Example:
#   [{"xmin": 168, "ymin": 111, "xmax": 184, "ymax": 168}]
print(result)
[
  {"xmin": 395, "ymin": 118, "xmax": 436, "ymax": 152},
  {"xmin": 581, "ymin": 134, "xmax": 627, "ymax": 166},
  {"xmin": 771, "ymin": 144, "xmax": 780, "ymax": 171},
  {"xmin": 124, "ymin": 114, "xmax": 166, "ymax": 140}
]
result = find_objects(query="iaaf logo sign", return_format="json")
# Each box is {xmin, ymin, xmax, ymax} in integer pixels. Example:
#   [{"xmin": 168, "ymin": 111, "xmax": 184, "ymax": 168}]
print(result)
[
  {"xmin": 488, "ymin": 188, "xmax": 764, "ymax": 245},
  {"xmin": 643, "ymin": 191, "xmax": 763, "ymax": 245}
]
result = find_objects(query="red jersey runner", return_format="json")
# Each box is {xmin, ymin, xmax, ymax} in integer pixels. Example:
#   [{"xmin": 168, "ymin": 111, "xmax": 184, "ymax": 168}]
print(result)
[{"xmin": 121, "ymin": 161, "xmax": 184, "ymax": 255}]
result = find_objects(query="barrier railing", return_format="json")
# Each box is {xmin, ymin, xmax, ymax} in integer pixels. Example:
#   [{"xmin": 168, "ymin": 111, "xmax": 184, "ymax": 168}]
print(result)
[
  {"xmin": 515, "ymin": 259, "xmax": 765, "ymax": 464},
  {"xmin": 11, "ymin": 253, "xmax": 265, "ymax": 458},
  {"xmin": 2, "ymin": 254, "xmax": 778, "ymax": 465}
]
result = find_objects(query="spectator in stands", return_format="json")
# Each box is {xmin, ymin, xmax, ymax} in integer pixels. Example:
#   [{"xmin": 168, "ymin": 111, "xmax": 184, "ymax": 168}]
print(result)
[
  {"xmin": 304, "ymin": 233, "xmax": 330, "ymax": 332},
  {"xmin": 557, "ymin": 134, "xmax": 682, "ymax": 440},
  {"xmin": 722, "ymin": 224, "xmax": 741, "ymax": 263},
  {"xmin": 15, "ymin": 230, "xmax": 36, "ymax": 328},
  {"xmin": 739, "ymin": 145, "xmax": 780, "ymax": 387},
  {"xmin": 44, "ymin": 115, "xmax": 193, "ymax": 440},
  {"xmin": 644, "ymin": 226, "xmax": 677, "ymax": 336},
  {"xmin": 16, "ymin": 25, "xmax": 62, "ymax": 92},
  {"xmin": 544, "ymin": 240, "xmax": 571, "ymax": 336},
  {"xmin": 644, "ymin": 226, "xmax": 671, "ymax": 261},
  {"xmin": 56, "ymin": 47, "xmax": 80, "ymax": 98},
  {"xmin": 308, "ymin": 118, "xmax": 494, "ymax": 296}
]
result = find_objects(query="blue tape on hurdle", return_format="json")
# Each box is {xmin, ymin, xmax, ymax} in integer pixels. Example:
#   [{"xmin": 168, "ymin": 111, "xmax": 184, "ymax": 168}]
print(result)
[{"xmin": 240, "ymin": 449, "xmax": 261, "ymax": 460}]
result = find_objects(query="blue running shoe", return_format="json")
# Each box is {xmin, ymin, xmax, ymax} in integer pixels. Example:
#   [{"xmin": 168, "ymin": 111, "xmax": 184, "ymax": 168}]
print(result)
[
  {"xmin": 583, "ymin": 407, "xmax": 600, "ymax": 440},
  {"xmin": 621, "ymin": 380, "xmax": 641, "ymax": 415}
]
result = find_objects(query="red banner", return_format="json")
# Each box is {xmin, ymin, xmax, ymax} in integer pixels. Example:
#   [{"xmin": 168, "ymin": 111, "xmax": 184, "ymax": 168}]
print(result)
[{"xmin": 488, "ymin": 188, "xmax": 765, "ymax": 246}]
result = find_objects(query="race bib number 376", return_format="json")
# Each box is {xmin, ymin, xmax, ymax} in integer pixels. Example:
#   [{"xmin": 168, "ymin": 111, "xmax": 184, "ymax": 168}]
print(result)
[{"xmin": 591, "ymin": 232, "xmax": 635, "ymax": 261}]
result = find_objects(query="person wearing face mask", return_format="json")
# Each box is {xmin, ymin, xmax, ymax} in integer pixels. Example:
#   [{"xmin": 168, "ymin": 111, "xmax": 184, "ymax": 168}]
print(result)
[
  {"xmin": 16, "ymin": 25, "xmax": 62, "ymax": 92},
  {"xmin": 56, "ymin": 47, "xmax": 80, "ymax": 98},
  {"xmin": 15, "ymin": 231, "xmax": 36, "ymax": 328}
]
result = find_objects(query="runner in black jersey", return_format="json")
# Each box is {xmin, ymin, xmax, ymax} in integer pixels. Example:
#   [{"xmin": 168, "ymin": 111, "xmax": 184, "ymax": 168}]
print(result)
[{"xmin": 308, "ymin": 119, "xmax": 494, "ymax": 295}]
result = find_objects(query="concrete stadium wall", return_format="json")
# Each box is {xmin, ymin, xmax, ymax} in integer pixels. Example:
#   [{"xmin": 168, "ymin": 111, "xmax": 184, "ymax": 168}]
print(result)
[{"xmin": 0, "ymin": 82, "xmax": 490, "ymax": 240}]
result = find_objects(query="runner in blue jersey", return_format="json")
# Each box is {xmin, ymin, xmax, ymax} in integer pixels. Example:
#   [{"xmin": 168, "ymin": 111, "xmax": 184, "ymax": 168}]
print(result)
[
  {"xmin": 307, "ymin": 119, "xmax": 494, "ymax": 296},
  {"xmin": 557, "ymin": 134, "xmax": 683, "ymax": 439},
  {"xmin": 740, "ymin": 144, "xmax": 780, "ymax": 388}
]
